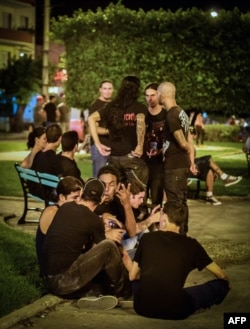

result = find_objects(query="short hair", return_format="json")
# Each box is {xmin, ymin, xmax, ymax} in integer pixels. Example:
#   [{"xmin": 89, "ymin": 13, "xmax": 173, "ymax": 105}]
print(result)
[
  {"xmin": 56, "ymin": 176, "xmax": 83, "ymax": 196},
  {"xmin": 129, "ymin": 179, "xmax": 145, "ymax": 195},
  {"xmin": 46, "ymin": 124, "xmax": 62, "ymax": 143},
  {"xmin": 99, "ymin": 79, "xmax": 113, "ymax": 88},
  {"xmin": 27, "ymin": 126, "xmax": 46, "ymax": 149},
  {"xmin": 61, "ymin": 130, "xmax": 78, "ymax": 151},
  {"xmin": 97, "ymin": 164, "xmax": 121, "ymax": 183},
  {"xmin": 144, "ymin": 82, "xmax": 159, "ymax": 92},
  {"xmin": 163, "ymin": 202, "xmax": 187, "ymax": 228},
  {"xmin": 49, "ymin": 95, "xmax": 56, "ymax": 101}
]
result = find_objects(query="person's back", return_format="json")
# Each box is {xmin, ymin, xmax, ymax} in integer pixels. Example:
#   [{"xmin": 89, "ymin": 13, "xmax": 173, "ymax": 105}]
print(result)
[
  {"xmin": 57, "ymin": 130, "xmax": 84, "ymax": 184},
  {"xmin": 133, "ymin": 230, "xmax": 203, "ymax": 318},
  {"xmin": 128, "ymin": 203, "xmax": 230, "ymax": 320},
  {"xmin": 44, "ymin": 95, "xmax": 59, "ymax": 126},
  {"xmin": 30, "ymin": 124, "xmax": 62, "ymax": 199},
  {"xmin": 58, "ymin": 94, "xmax": 71, "ymax": 132}
]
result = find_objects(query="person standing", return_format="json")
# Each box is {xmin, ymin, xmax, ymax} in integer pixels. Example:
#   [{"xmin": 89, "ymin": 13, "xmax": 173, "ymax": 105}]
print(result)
[
  {"xmin": 124, "ymin": 202, "xmax": 230, "ymax": 320},
  {"xmin": 88, "ymin": 76, "xmax": 148, "ymax": 187},
  {"xmin": 144, "ymin": 82, "xmax": 167, "ymax": 206},
  {"xmin": 43, "ymin": 95, "xmax": 60, "ymax": 127},
  {"xmin": 57, "ymin": 93, "xmax": 71, "ymax": 133},
  {"xmin": 87, "ymin": 79, "xmax": 114, "ymax": 176},
  {"xmin": 33, "ymin": 95, "xmax": 45, "ymax": 127},
  {"xmin": 157, "ymin": 82, "xmax": 196, "ymax": 234},
  {"xmin": 194, "ymin": 111, "xmax": 205, "ymax": 146}
]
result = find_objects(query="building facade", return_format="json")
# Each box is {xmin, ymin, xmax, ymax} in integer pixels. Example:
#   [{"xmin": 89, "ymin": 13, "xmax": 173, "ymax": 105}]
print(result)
[{"xmin": 0, "ymin": 0, "xmax": 35, "ymax": 69}]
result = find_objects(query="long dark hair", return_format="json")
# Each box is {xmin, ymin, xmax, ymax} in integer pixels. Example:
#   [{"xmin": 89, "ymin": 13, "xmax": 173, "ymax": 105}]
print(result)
[
  {"xmin": 105, "ymin": 76, "xmax": 140, "ymax": 138},
  {"xmin": 27, "ymin": 127, "xmax": 46, "ymax": 149}
]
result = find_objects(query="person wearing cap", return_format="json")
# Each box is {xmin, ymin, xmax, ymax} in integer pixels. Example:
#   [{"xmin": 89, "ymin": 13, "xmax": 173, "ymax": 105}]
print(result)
[
  {"xmin": 88, "ymin": 76, "xmax": 148, "ymax": 187},
  {"xmin": 33, "ymin": 95, "xmax": 46, "ymax": 127},
  {"xmin": 41, "ymin": 177, "xmax": 130, "ymax": 308}
]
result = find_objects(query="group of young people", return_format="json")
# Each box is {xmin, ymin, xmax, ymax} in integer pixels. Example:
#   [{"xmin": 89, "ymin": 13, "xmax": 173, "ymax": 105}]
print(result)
[{"xmin": 22, "ymin": 76, "xmax": 236, "ymax": 319}]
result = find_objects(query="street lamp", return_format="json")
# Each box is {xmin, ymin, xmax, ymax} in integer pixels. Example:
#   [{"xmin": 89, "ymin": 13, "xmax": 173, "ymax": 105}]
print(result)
[{"xmin": 210, "ymin": 11, "xmax": 218, "ymax": 17}]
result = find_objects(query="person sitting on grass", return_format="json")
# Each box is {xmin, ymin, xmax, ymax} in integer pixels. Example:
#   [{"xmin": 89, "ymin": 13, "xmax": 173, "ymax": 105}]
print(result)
[{"xmin": 188, "ymin": 126, "xmax": 242, "ymax": 205}]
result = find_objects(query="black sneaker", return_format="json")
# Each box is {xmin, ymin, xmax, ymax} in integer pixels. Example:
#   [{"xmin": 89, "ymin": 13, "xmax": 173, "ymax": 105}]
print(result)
[{"xmin": 206, "ymin": 196, "xmax": 222, "ymax": 206}]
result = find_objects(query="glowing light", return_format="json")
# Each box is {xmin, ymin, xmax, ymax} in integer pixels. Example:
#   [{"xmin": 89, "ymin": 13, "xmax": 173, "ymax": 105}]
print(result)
[{"xmin": 210, "ymin": 11, "xmax": 218, "ymax": 17}]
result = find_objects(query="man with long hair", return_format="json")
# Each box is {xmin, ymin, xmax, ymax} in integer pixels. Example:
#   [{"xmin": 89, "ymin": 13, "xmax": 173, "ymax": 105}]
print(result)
[{"xmin": 88, "ymin": 76, "xmax": 148, "ymax": 187}]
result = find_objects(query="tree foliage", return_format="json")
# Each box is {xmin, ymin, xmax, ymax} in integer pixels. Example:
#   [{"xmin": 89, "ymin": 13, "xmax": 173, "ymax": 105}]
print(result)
[
  {"xmin": 0, "ymin": 55, "xmax": 42, "ymax": 105},
  {"xmin": 50, "ymin": 3, "xmax": 250, "ymax": 116}
]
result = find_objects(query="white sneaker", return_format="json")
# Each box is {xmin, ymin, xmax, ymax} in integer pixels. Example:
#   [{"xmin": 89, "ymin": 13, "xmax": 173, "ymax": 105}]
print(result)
[
  {"xmin": 77, "ymin": 295, "xmax": 118, "ymax": 310},
  {"xmin": 223, "ymin": 175, "xmax": 242, "ymax": 187},
  {"xmin": 206, "ymin": 196, "xmax": 222, "ymax": 206}
]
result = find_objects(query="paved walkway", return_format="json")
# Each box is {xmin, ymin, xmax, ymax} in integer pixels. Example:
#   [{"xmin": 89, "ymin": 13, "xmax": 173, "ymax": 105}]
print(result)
[{"xmin": 0, "ymin": 196, "xmax": 250, "ymax": 329}]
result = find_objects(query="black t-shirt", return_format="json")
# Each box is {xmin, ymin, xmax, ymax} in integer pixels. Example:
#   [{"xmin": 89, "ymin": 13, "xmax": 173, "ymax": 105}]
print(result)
[
  {"xmin": 42, "ymin": 202, "xmax": 105, "ymax": 275},
  {"xmin": 30, "ymin": 150, "xmax": 61, "ymax": 198},
  {"xmin": 99, "ymin": 101, "xmax": 147, "ymax": 156},
  {"xmin": 89, "ymin": 98, "xmax": 110, "ymax": 146},
  {"xmin": 144, "ymin": 108, "xmax": 167, "ymax": 164},
  {"xmin": 163, "ymin": 106, "xmax": 190, "ymax": 169},
  {"xmin": 44, "ymin": 102, "xmax": 57, "ymax": 122},
  {"xmin": 133, "ymin": 231, "xmax": 212, "ymax": 319},
  {"xmin": 94, "ymin": 196, "xmax": 126, "ymax": 225},
  {"xmin": 57, "ymin": 153, "xmax": 84, "ymax": 184}
]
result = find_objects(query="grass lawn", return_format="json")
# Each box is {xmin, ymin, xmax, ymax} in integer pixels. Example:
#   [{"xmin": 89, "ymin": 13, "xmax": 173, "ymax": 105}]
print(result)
[
  {"xmin": 0, "ymin": 220, "xmax": 44, "ymax": 318},
  {"xmin": 0, "ymin": 140, "xmax": 249, "ymax": 197}
]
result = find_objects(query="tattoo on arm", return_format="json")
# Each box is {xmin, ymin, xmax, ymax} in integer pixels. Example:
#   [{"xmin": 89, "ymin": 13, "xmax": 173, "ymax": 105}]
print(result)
[{"xmin": 136, "ymin": 113, "xmax": 145, "ymax": 149}]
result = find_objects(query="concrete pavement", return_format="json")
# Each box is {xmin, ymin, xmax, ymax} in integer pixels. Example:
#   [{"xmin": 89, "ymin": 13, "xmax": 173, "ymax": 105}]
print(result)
[{"xmin": 0, "ymin": 196, "xmax": 250, "ymax": 329}]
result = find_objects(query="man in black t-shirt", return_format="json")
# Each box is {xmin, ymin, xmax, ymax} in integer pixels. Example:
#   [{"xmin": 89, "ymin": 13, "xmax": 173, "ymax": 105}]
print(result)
[
  {"xmin": 30, "ymin": 124, "xmax": 62, "ymax": 200},
  {"xmin": 157, "ymin": 82, "xmax": 197, "ymax": 234},
  {"xmin": 87, "ymin": 80, "xmax": 113, "ymax": 176},
  {"xmin": 57, "ymin": 130, "xmax": 84, "ymax": 185},
  {"xmin": 88, "ymin": 76, "xmax": 148, "ymax": 187},
  {"xmin": 144, "ymin": 82, "xmax": 167, "ymax": 206},
  {"xmin": 43, "ymin": 95, "xmax": 60, "ymax": 127},
  {"xmin": 42, "ymin": 178, "xmax": 129, "ymax": 303},
  {"xmin": 125, "ymin": 203, "xmax": 230, "ymax": 320}
]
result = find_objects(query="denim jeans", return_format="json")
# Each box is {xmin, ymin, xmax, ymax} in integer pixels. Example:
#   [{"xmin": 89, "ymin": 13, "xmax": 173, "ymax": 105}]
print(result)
[
  {"xmin": 91, "ymin": 144, "xmax": 109, "ymax": 177},
  {"xmin": 109, "ymin": 154, "xmax": 149, "ymax": 186},
  {"xmin": 164, "ymin": 167, "xmax": 189, "ymax": 234},
  {"xmin": 43, "ymin": 240, "xmax": 129, "ymax": 297},
  {"xmin": 185, "ymin": 279, "xmax": 230, "ymax": 312}
]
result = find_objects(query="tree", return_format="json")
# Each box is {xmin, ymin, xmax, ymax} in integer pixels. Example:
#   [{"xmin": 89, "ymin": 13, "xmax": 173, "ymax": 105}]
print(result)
[
  {"xmin": 0, "ymin": 55, "xmax": 42, "ymax": 131},
  {"xmin": 51, "ymin": 4, "xmax": 250, "ymax": 116}
]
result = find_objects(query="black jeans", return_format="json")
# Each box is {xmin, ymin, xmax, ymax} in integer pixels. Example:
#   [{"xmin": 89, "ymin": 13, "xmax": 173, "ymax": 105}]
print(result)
[
  {"xmin": 164, "ymin": 167, "xmax": 189, "ymax": 233},
  {"xmin": 185, "ymin": 279, "xmax": 230, "ymax": 312},
  {"xmin": 147, "ymin": 161, "xmax": 164, "ymax": 205},
  {"xmin": 43, "ymin": 240, "xmax": 129, "ymax": 297}
]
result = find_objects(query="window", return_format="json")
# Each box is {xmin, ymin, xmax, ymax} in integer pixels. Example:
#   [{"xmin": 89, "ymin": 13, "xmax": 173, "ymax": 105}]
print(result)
[
  {"xmin": 2, "ymin": 12, "xmax": 12, "ymax": 29},
  {"xmin": 20, "ymin": 16, "xmax": 29, "ymax": 29},
  {"xmin": 0, "ymin": 51, "xmax": 10, "ymax": 69}
]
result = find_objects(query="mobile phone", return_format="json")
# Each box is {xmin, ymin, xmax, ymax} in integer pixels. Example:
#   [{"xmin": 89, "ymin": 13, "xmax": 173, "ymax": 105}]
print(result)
[{"xmin": 108, "ymin": 220, "xmax": 120, "ymax": 229}]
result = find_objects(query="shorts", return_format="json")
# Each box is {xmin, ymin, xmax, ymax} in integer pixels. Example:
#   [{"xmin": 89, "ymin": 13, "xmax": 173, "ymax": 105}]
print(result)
[{"xmin": 189, "ymin": 155, "xmax": 211, "ymax": 181}]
